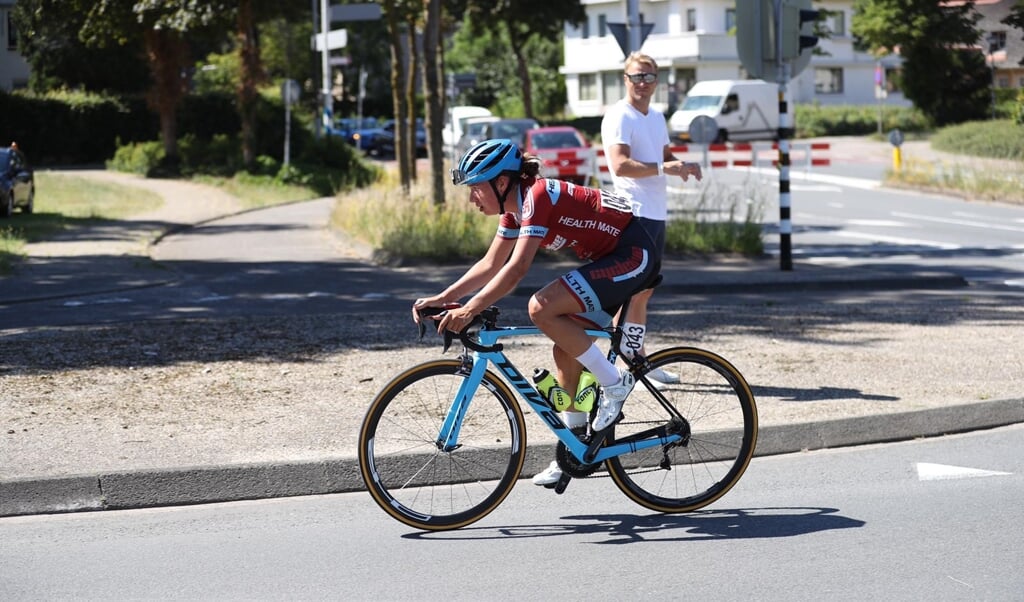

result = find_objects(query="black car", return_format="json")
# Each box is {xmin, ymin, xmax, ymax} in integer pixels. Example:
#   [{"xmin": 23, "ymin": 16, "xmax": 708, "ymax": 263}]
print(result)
[
  {"xmin": 373, "ymin": 119, "xmax": 427, "ymax": 157},
  {"xmin": 1, "ymin": 143, "xmax": 35, "ymax": 218}
]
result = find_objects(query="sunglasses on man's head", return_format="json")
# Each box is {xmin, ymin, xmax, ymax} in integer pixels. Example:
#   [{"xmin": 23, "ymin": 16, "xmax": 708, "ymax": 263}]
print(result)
[{"xmin": 625, "ymin": 72, "xmax": 658, "ymax": 84}]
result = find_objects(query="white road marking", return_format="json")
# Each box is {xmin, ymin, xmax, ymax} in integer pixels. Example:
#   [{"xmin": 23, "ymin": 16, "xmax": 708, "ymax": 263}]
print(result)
[
  {"xmin": 63, "ymin": 297, "xmax": 132, "ymax": 307},
  {"xmin": 917, "ymin": 462, "xmax": 1011, "ymax": 481},
  {"xmin": 846, "ymin": 219, "xmax": 907, "ymax": 227},
  {"xmin": 835, "ymin": 230, "xmax": 961, "ymax": 250},
  {"xmin": 892, "ymin": 211, "xmax": 1024, "ymax": 233}
]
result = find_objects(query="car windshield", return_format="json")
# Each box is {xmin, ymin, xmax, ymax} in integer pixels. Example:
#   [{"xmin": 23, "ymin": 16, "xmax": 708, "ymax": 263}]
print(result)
[
  {"xmin": 492, "ymin": 122, "xmax": 535, "ymax": 139},
  {"xmin": 530, "ymin": 131, "xmax": 584, "ymax": 149},
  {"xmin": 681, "ymin": 95, "xmax": 723, "ymax": 111}
]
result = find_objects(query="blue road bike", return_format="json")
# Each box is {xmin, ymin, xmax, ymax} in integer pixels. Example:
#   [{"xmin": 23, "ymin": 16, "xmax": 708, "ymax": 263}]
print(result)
[{"xmin": 358, "ymin": 301, "xmax": 758, "ymax": 531}]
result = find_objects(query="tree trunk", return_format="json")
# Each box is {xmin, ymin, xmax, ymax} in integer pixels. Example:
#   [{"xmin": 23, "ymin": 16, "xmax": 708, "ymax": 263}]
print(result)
[
  {"xmin": 237, "ymin": 0, "xmax": 263, "ymax": 171},
  {"xmin": 143, "ymin": 28, "xmax": 187, "ymax": 161},
  {"xmin": 422, "ymin": 0, "xmax": 444, "ymax": 205},
  {"xmin": 508, "ymin": 28, "xmax": 534, "ymax": 120},
  {"xmin": 405, "ymin": 14, "xmax": 418, "ymax": 182},
  {"xmin": 384, "ymin": 1, "xmax": 410, "ymax": 191}
]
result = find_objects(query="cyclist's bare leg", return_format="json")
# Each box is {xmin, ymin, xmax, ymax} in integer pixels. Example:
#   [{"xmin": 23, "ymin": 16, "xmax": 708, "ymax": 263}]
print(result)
[{"xmin": 619, "ymin": 287, "xmax": 653, "ymax": 358}]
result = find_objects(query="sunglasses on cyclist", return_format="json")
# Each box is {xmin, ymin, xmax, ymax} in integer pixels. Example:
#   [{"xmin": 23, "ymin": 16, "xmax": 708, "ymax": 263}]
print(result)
[
  {"xmin": 625, "ymin": 72, "xmax": 658, "ymax": 84},
  {"xmin": 450, "ymin": 168, "xmax": 470, "ymax": 186}
]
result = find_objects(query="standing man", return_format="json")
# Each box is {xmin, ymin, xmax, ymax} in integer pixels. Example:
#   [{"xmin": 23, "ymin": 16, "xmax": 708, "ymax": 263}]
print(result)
[
  {"xmin": 601, "ymin": 51, "xmax": 702, "ymax": 380},
  {"xmin": 531, "ymin": 52, "xmax": 702, "ymax": 487}
]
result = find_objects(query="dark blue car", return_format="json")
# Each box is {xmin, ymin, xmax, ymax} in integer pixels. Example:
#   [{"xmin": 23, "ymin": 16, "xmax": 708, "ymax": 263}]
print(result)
[
  {"xmin": 1, "ymin": 143, "xmax": 34, "ymax": 218},
  {"xmin": 373, "ymin": 119, "xmax": 427, "ymax": 157}
]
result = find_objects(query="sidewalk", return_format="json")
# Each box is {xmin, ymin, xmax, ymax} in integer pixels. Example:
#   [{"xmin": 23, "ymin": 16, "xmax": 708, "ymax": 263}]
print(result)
[{"xmin": 2, "ymin": 162, "xmax": 1023, "ymax": 518}]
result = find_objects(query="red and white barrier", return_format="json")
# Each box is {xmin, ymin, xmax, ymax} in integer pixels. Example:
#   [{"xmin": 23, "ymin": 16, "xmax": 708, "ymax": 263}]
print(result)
[
  {"xmin": 595, "ymin": 142, "xmax": 830, "ymax": 185},
  {"xmin": 535, "ymin": 148, "xmax": 597, "ymax": 184}
]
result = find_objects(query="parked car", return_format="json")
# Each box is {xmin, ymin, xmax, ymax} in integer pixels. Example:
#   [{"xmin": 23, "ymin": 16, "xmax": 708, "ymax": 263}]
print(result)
[
  {"xmin": 373, "ymin": 119, "xmax": 427, "ymax": 157},
  {"xmin": 1, "ymin": 143, "xmax": 34, "ymax": 218},
  {"xmin": 523, "ymin": 126, "xmax": 594, "ymax": 186},
  {"xmin": 455, "ymin": 116, "xmax": 499, "ymax": 158},
  {"xmin": 482, "ymin": 118, "xmax": 540, "ymax": 147},
  {"xmin": 346, "ymin": 119, "xmax": 386, "ymax": 151},
  {"xmin": 327, "ymin": 117, "xmax": 378, "ymax": 142}
]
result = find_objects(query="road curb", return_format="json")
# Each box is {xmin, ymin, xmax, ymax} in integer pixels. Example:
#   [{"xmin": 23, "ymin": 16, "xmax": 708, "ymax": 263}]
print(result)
[{"xmin": 3, "ymin": 397, "xmax": 1021, "ymax": 518}]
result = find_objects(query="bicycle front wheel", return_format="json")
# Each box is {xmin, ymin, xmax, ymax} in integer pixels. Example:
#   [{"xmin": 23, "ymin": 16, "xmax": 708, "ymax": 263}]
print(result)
[
  {"xmin": 606, "ymin": 347, "xmax": 758, "ymax": 513},
  {"xmin": 358, "ymin": 359, "xmax": 527, "ymax": 531}
]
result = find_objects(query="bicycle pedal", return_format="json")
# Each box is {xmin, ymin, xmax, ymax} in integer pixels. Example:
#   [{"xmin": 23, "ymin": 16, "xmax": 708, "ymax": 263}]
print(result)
[{"xmin": 553, "ymin": 474, "xmax": 571, "ymax": 494}]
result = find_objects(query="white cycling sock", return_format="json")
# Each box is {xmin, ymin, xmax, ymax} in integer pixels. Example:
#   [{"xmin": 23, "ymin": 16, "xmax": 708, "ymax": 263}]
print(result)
[
  {"xmin": 560, "ymin": 411, "xmax": 588, "ymax": 429},
  {"xmin": 620, "ymin": 322, "xmax": 646, "ymax": 358},
  {"xmin": 576, "ymin": 344, "xmax": 620, "ymax": 386}
]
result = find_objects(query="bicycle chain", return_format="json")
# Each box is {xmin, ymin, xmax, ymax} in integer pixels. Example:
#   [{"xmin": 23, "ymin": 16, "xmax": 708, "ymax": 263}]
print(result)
[{"xmin": 554, "ymin": 421, "xmax": 671, "ymax": 479}]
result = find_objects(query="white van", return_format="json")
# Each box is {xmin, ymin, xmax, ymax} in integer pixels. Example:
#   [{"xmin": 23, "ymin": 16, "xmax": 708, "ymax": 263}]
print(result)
[
  {"xmin": 443, "ymin": 106, "xmax": 493, "ymax": 153},
  {"xmin": 668, "ymin": 80, "xmax": 778, "ymax": 143}
]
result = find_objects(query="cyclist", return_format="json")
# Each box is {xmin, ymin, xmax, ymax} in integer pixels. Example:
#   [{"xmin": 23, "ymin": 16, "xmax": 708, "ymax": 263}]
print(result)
[{"xmin": 412, "ymin": 138, "xmax": 661, "ymax": 434}]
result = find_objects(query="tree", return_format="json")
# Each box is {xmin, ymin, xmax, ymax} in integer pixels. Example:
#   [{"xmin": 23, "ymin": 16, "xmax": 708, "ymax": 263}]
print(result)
[
  {"xmin": 852, "ymin": 0, "xmax": 989, "ymax": 126},
  {"xmin": 12, "ymin": 0, "xmax": 150, "ymax": 94},
  {"xmin": 78, "ymin": 0, "xmax": 229, "ymax": 161},
  {"xmin": 465, "ymin": 0, "xmax": 584, "ymax": 120},
  {"xmin": 423, "ymin": 0, "xmax": 445, "ymax": 205},
  {"xmin": 1005, "ymin": 1, "xmax": 1024, "ymax": 65}
]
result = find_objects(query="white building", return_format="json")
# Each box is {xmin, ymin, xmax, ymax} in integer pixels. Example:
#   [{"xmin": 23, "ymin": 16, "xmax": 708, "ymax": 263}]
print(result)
[
  {"xmin": 561, "ymin": 0, "xmax": 910, "ymax": 117},
  {"xmin": 0, "ymin": 0, "xmax": 30, "ymax": 91}
]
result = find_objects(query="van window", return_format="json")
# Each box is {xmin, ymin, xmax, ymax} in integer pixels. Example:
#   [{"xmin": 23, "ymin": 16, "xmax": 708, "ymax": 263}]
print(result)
[
  {"xmin": 681, "ymin": 95, "xmax": 722, "ymax": 111},
  {"xmin": 723, "ymin": 94, "xmax": 740, "ymax": 114}
]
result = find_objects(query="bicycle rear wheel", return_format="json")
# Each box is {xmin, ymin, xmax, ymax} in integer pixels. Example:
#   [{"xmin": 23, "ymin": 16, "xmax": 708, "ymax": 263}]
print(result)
[
  {"xmin": 606, "ymin": 347, "xmax": 757, "ymax": 513},
  {"xmin": 358, "ymin": 359, "xmax": 527, "ymax": 531}
]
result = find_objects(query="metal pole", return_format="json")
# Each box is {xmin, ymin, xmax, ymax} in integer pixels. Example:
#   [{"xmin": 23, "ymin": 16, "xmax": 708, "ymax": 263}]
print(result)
[
  {"xmin": 311, "ymin": 0, "xmax": 321, "ymax": 137},
  {"xmin": 626, "ymin": 0, "xmax": 641, "ymax": 53},
  {"xmin": 320, "ymin": 0, "xmax": 332, "ymax": 134},
  {"xmin": 775, "ymin": 0, "xmax": 793, "ymax": 271}
]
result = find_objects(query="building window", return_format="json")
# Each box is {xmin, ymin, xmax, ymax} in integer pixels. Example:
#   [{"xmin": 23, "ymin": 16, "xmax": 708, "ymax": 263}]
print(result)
[
  {"xmin": 579, "ymin": 74, "xmax": 597, "ymax": 101},
  {"xmin": 997, "ymin": 75, "xmax": 1010, "ymax": 88},
  {"xmin": 598, "ymin": 14, "xmax": 607, "ymax": 37},
  {"xmin": 674, "ymin": 68, "xmax": 697, "ymax": 94},
  {"xmin": 884, "ymin": 67, "xmax": 901, "ymax": 93},
  {"xmin": 654, "ymin": 69, "xmax": 671, "ymax": 104},
  {"xmin": 6, "ymin": 10, "xmax": 18, "ymax": 51},
  {"xmin": 830, "ymin": 10, "xmax": 845, "ymax": 36},
  {"xmin": 814, "ymin": 68, "xmax": 844, "ymax": 94},
  {"xmin": 725, "ymin": 8, "xmax": 736, "ymax": 32},
  {"xmin": 602, "ymin": 71, "xmax": 624, "ymax": 104},
  {"xmin": 581, "ymin": 17, "xmax": 590, "ymax": 39},
  {"xmin": 687, "ymin": 9, "xmax": 697, "ymax": 32},
  {"xmin": 986, "ymin": 31, "xmax": 1006, "ymax": 51}
]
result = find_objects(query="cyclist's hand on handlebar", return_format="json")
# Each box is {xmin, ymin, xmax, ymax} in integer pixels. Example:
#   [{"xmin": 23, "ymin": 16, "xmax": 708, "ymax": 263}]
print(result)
[
  {"xmin": 412, "ymin": 296, "xmax": 450, "ymax": 324},
  {"xmin": 436, "ymin": 305, "xmax": 475, "ymax": 335}
]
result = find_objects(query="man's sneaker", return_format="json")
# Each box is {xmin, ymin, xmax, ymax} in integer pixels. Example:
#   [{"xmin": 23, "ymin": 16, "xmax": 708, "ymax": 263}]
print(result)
[
  {"xmin": 532, "ymin": 461, "xmax": 562, "ymax": 486},
  {"xmin": 647, "ymin": 367, "xmax": 680, "ymax": 390},
  {"xmin": 593, "ymin": 368, "xmax": 635, "ymax": 431}
]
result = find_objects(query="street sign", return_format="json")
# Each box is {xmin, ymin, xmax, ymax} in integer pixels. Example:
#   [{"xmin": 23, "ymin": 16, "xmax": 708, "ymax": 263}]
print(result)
[
  {"xmin": 688, "ymin": 115, "xmax": 719, "ymax": 145},
  {"xmin": 312, "ymin": 28, "xmax": 347, "ymax": 52},
  {"xmin": 330, "ymin": 3, "xmax": 382, "ymax": 22},
  {"xmin": 607, "ymin": 22, "xmax": 654, "ymax": 57},
  {"xmin": 888, "ymin": 128, "xmax": 904, "ymax": 147},
  {"xmin": 281, "ymin": 79, "xmax": 301, "ymax": 104}
]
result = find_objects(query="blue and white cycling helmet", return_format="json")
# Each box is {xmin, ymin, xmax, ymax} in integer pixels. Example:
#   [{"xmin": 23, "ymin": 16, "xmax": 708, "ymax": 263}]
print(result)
[{"xmin": 451, "ymin": 138, "xmax": 522, "ymax": 186}]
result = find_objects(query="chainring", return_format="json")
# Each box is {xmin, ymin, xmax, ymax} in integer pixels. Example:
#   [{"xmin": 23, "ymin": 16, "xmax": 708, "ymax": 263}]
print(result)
[{"xmin": 554, "ymin": 427, "xmax": 609, "ymax": 479}]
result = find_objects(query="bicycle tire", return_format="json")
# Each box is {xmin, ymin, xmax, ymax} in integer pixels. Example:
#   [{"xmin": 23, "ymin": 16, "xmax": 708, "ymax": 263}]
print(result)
[
  {"xmin": 606, "ymin": 347, "xmax": 758, "ymax": 513},
  {"xmin": 358, "ymin": 359, "xmax": 527, "ymax": 531}
]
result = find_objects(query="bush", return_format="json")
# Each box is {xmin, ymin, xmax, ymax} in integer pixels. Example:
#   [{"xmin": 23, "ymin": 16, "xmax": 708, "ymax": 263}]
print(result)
[
  {"xmin": 794, "ymin": 103, "xmax": 930, "ymax": 138},
  {"xmin": 929, "ymin": 119, "xmax": 1024, "ymax": 161},
  {"xmin": 106, "ymin": 140, "xmax": 165, "ymax": 175}
]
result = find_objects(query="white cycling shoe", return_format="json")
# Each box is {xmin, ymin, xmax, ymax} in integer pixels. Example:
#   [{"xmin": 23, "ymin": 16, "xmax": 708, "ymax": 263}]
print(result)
[
  {"xmin": 592, "ymin": 368, "xmax": 635, "ymax": 431},
  {"xmin": 532, "ymin": 461, "xmax": 563, "ymax": 486},
  {"xmin": 646, "ymin": 367, "xmax": 680, "ymax": 390}
]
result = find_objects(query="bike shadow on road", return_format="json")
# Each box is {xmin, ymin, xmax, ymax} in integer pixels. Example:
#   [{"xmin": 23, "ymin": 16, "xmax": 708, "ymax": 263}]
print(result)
[{"xmin": 402, "ymin": 506, "xmax": 865, "ymax": 543}]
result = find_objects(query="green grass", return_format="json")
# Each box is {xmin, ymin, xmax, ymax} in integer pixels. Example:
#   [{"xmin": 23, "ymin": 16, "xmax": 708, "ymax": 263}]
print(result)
[
  {"xmin": 331, "ymin": 171, "xmax": 766, "ymax": 264},
  {"xmin": 192, "ymin": 173, "xmax": 321, "ymax": 210},
  {"xmin": 885, "ymin": 120, "xmax": 1024, "ymax": 205},
  {"xmin": 1, "ymin": 172, "xmax": 164, "ymax": 274}
]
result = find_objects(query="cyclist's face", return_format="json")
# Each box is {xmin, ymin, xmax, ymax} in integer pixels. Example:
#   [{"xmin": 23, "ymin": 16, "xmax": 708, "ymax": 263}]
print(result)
[{"xmin": 468, "ymin": 177, "xmax": 506, "ymax": 215}]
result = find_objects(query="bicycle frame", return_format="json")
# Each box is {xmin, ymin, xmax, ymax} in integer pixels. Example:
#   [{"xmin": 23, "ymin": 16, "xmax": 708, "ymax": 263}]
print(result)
[{"xmin": 435, "ymin": 324, "xmax": 686, "ymax": 466}]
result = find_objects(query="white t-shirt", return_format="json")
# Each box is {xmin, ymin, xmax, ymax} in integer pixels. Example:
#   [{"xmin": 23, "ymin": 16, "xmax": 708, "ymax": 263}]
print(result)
[{"xmin": 600, "ymin": 99, "xmax": 671, "ymax": 221}]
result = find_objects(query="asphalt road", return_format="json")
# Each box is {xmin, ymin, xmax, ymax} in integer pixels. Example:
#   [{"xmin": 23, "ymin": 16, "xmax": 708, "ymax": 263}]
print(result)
[{"xmin": 2, "ymin": 423, "xmax": 1020, "ymax": 600}]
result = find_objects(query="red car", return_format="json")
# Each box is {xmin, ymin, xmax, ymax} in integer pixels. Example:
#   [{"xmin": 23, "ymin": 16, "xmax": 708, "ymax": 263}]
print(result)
[{"xmin": 523, "ymin": 126, "xmax": 595, "ymax": 186}]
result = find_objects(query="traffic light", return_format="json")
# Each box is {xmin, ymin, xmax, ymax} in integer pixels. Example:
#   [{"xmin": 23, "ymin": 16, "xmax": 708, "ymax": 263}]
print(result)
[
  {"xmin": 781, "ymin": 0, "xmax": 820, "ymax": 61},
  {"xmin": 735, "ymin": 0, "xmax": 777, "ymax": 80}
]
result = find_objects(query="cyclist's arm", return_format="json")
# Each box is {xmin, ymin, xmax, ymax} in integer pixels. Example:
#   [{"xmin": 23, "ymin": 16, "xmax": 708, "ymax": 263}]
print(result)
[
  {"xmin": 413, "ymin": 233, "xmax": 516, "ymax": 323},
  {"xmin": 437, "ymin": 235, "xmax": 541, "ymax": 333}
]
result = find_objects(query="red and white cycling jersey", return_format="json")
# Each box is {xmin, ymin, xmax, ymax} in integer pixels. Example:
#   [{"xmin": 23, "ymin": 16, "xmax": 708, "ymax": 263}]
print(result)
[{"xmin": 497, "ymin": 178, "xmax": 633, "ymax": 260}]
